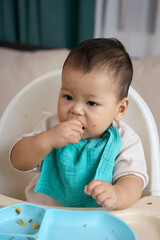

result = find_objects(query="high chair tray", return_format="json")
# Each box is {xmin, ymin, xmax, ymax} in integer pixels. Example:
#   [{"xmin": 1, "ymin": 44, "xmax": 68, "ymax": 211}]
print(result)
[
  {"xmin": 0, "ymin": 202, "xmax": 137, "ymax": 240},
  {"xmin": 115, "ymin": 196, "xmax": 160, "ymax": 240}
]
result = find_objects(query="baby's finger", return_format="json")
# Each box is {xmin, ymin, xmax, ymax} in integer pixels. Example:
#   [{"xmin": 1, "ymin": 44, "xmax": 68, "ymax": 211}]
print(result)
[
  {"xmin": 73, "ymin": 127, "xmax": 84, "ymax": 137},
  {"xmin": 84, "ymin": 180, "xmax": 102, "ymax": 195},
  {"xmin": 91, "ymin": 184, "xmax": 107, "ymax": 200},
  {"xmin": 101, "ymin": 197, "xmax": 115, "ymax": 210},
  {"xmin": 94, "ymin": 191, "xmax": 110, "ymax": 205},
  {"xmin": 68, "ymin": 129, "xmax": 84, "ymax": 143},
  {"xmin": 69, "ymin": 119, "xmax": 83, "ymax": 128},
  {"xmin": 69, "ymin": 121, "xmax": 84, "ymax": 136}
]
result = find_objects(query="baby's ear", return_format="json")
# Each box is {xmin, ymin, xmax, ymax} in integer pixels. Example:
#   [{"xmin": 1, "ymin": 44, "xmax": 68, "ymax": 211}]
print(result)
[{"xmin": 114, "ymin": 98, "xmax": 129, "ymax": 122}]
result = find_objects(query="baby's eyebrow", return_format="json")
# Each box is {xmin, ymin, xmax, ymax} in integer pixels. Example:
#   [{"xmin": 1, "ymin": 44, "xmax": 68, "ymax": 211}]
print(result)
[
  {"xmin": 87, "ymin": 94, "xmax": 104, "ymax": 100},
  {"xmin": 61, "ymin": 87, "xmax": 71, "ymax": 91}
]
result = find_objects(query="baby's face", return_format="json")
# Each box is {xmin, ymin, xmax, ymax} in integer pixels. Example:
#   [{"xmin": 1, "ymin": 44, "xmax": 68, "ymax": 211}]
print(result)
[{"xmin": 57, "ymin": 66, "xmax": 122, "ymax": 141}]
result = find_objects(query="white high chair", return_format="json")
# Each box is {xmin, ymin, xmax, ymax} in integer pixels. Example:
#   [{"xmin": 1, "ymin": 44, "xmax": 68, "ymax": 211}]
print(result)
[{"xmin": 0, "ymin": 69, "xmax": 160, "ymax": 201}]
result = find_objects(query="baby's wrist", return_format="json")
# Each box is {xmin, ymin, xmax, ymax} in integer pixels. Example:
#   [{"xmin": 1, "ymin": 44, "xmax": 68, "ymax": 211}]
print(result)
[{"xmin": 38, "ymin": 130, "xmax": 54, "ymax": 153}]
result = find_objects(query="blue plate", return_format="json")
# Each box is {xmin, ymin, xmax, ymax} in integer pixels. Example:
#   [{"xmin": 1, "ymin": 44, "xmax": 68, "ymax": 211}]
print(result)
[{"xmin": 0, "ymin": 202, "xmax": 137, "ymax": 240}]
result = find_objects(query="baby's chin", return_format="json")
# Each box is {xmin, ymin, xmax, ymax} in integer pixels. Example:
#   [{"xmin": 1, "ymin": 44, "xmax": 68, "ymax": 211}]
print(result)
[{"xmin": 82, "ymin": 133, "xmax": 103, "ymax": 142}]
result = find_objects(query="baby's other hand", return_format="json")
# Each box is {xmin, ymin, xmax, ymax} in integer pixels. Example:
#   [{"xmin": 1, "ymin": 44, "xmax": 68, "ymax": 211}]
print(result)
[
  {"xmin": 84, "ymin": 180, "xmax": 118, "ymax": 209},
  {"xmin": 48, "ymin": 119, "xmax": 84, "ymax": 149}
]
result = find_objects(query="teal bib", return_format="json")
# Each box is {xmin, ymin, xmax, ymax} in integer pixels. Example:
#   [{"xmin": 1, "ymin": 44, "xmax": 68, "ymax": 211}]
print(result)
[{"xmin": 34, "ymin": 126, "xmax": 122, "ymax": 207}]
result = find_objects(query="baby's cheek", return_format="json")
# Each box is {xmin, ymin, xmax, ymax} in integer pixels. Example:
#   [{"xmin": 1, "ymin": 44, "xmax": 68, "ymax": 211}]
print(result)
[{"xmin": 57, "ymin": 109, "xmax": 67, "ymax": 122}]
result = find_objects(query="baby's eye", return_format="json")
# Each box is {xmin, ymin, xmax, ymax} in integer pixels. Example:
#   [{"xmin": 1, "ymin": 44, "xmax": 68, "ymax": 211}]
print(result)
[
  {"xmin": 87, "ymin": 101, "xmax": 97, "ymax": 106},
  {"xmin": 64, "ymin": 95, "xmax": 73, "ymax": 101}
]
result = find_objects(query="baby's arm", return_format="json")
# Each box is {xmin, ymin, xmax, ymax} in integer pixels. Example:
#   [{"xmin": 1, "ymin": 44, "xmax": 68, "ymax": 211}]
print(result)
[
  {"xmin": 11, "ymin": 119, "xmax": 84, "ymax": 171},
  {"xmin": 84, "ymin": 175, "xmax": 143, "ymax": 209}
]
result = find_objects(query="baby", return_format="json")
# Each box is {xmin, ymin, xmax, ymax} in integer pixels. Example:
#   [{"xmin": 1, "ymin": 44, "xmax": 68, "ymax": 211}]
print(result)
[{"xmin": 11, "ymin": 38, "xmax": 148, "ymax": 209}]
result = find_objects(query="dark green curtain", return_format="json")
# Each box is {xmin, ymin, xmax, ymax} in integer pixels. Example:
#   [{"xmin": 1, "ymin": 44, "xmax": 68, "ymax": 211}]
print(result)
[{"xmin": 0, "ymin": 0, "xmax": 95, "ymax": 48}]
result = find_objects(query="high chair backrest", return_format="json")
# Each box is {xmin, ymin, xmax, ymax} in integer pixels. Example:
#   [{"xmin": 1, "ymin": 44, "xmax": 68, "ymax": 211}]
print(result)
[
  {"xmin": 124, "ymin": 88, "xmax": 160, "ymax": 197},
  {"xmin": 0, "ymin": 70, "xmax": 160, "ymax": 200}
]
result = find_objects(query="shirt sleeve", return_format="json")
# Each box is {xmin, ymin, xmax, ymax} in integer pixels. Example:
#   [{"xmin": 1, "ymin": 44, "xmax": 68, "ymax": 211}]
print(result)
[
  {"xmin": 9, "ymin": 113, "xmax": 59, "ymax": 172},
  {"xmin": 112, "ymin": 120, "xmax": 149, "ymax": 189}
]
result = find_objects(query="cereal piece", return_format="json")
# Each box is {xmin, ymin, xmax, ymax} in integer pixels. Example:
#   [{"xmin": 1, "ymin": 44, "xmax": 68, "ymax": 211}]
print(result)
[
  {"xmin": 147, "ymin": 202, "xmax": 152, "ymax": 205},
  {"xmin": 28, "ymin": 219, "xmax": 33, "ymax": 223},
  {"xmin": 32, "ymin": 222, "xmax": 39, "ymax": 229},
  {"xmin": 15, "ymin": 207, "xmax": 22, "ymax": 215},
  {"xmin": 18, "ymin": 219, "xmax": 26, "ymax": 226},
  {"xmin": 83, "ymin": 224, "xmax": 88, "ymax": 228}
]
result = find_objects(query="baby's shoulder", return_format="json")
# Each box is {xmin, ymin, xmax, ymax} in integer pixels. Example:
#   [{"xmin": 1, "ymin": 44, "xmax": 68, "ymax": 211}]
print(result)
[{"xmin": 112, "ymin": 120, "xmax": 139, "ymax": 141}]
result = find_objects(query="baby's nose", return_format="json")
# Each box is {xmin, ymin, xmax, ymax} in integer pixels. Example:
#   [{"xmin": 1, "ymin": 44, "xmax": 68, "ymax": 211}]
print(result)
[{"xmin": 71, "ymin": 103, "xmax": 84, "ymax": 115}]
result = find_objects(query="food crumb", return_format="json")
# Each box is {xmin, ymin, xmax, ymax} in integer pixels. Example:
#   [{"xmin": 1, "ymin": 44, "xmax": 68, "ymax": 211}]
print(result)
[
  {"xmin": 32, "ymin": 222, "xmax": 39, "ymax": 229},
  {"xmin": 147, "ymin": 202, "xmax": 152, "ymax": 205},
  {"xmin": 18, "ymin": 219, "xmax": 26, "ymax": 226},
  {"xmin": 15, "ymin": 206, "xmax": 22, "ymax": 215},
  {"xmin": 83, "ymin": 224, "xmax": 88, "ymax": 228},
  {"xmin": 105, "ymin": 238, "xmax": 109, "ymax": 240},
  {"xmin": 25, "ymin": 114, "xmax": 28, "ymax": 119},
  {"xmin": 9, "ymin": 237, "xmax": 14, "ymax": 240},
  {"xmin": 28, "ymin": 219, "xmax": 32, "ymax": 223}
]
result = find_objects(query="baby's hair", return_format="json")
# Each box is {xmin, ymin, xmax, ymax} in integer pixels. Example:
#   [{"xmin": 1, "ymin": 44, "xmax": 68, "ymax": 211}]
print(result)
[{"xmin": 63, "ymin": 38, "xmax": 133, "ymax": 100}]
